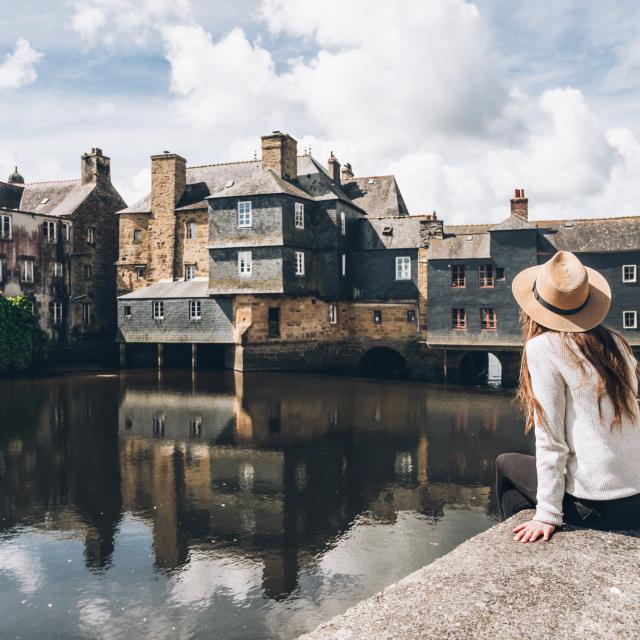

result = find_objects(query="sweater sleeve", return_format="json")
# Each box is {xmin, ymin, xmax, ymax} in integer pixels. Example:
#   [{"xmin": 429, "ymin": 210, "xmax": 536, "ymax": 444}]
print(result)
[{"xmin": 526, "ymin": 338, "xmax": 569, "ymax": 526}]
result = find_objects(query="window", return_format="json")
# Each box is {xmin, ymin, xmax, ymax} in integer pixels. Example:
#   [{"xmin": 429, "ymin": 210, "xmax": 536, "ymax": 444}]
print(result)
[
  {"xmin": 623, "ymin": 311, "xmax": 637, "ymax": 329},
  {"xmin": 50, "ymin": 301, "xmax": 63, "ymax": 324},
  {"xmin": 123, "ymin": 305, "xmax": 132, "ymax": 319},
  {"xmin": 451, "ymin": 265, "xmax": 466, "ymax": 288},
  {"xmin": 43, "ymin": 220, "xmax": 57, "ymax": 243},
  {"xmin": 186, "ymin": 221, "xmax": 196, "ymax": 239},
  {"xmin": 496, "ymin": 267, "xmax": 505, "ymax": 282},
  {"xmin": 152, "ymin": 300, "xmax": 164, "ymax": 320},
  {"xmin": 82, "ymin": 303, "xmax": 91, "ymax": 327},
  {"xmin": 373, "ymin": 309, "xmax": 382, "ymax": 324},
  {"xmin": 295, "ymin": 203, "xmax": 304, "ymax": 229},
  {"xmin": 21, "ymin": 259, "xmax": 34, "ymax": 283},
  {"xmin": 238, "ymin": 201, "xmax": 252, "ymax": 227},
  {"xmin": 62, "ymin": 223, "xmax": 70, "ymax": 242},
  {"xmin": 0, "ymin": 214, "xmax": 11, "ymax": 239},
  {"xmin": 83, "ymin": 264, "xmax": 92, "ymax": 280},
  {"xmin": 622, "ymin": 265, "xmax": 637, "ymax": 283},
  {"xmin": 329, "ymin": 304, "xmax": 338, "ymax": 324},
  {"xmin": 481, "ymin": 307, "xmax": 497, "ymax": 330},
  {"xmin": 452, "ymin": 308, "xmax": 467, "ymax": 329},
  {"xmin": 479, "ymin": 264, "xmax": 494, "ymax": 288},
  {"xmin": 189, "ymin": 300, "xmax": 202, "ymax": 320},
  {"xmin": 87, "ymin": 227, "xmax": 95, "ymax": 245},
  {"xmin": 133, "ymin": 229, "xmax": 142, "ymax": 243},
  {"xmin": 53, "ymin": 262, "xmax": 63, "ymax": 278},
  {"xmin": 185, "ymin": 264, "xmax": 196, "ymax": 281},
  {"xmin": 395, "ymin": 256, "xmax": 411, "ymax": 280},
  {"xmin": 341, "ymin": 253, "xmax": 346, "ymax": 277},
  {"xmin": 340, "ymin": 211, "xmax": 346, "ymax": 236},
  {"xmin": 407, "ymin": 309, "xmax": 416, "ymax": 323},
  {"xmin": 136, "ymin": 267, "xmax": 145, "ymax": 280},
  {"xmin": 295, "ymin": 251, "xmax": 305, "ymax": 276},
  {"xmin": 238, "ymin": 251, "xmax": 252, "ymax": 276},
  {"xmin": 268, "ymin": 307, "xmax": 280, "ymax": 338}
]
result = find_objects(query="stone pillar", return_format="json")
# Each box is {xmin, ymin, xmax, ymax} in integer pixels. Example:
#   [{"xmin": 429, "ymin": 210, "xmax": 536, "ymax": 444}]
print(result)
[
  {"xmin": 157, "ymin": 343, "xmax": 164, "ymax": 369},
  {"xmin": 191, "ymin": 343, "xmax": 197, "ymax": 369},
  {"xmin": 119, "ymin": 343, "xmax": 127, "ymax": 368}
]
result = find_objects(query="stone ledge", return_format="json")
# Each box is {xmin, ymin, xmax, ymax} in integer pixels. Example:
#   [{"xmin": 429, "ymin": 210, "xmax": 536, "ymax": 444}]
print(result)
[{"xmin": 300, "ymin": 510, "xmax": 640, "ymax": 640}]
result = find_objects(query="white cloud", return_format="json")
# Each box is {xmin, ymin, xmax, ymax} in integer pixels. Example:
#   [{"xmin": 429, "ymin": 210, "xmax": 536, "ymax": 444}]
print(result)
[
  {"xmin": 0, "ymin": 38, "xmax": 42, "ymax": 90},
  {"xmin": 72, "ymin": 7, "xmax": 107, "ymax": 43}
]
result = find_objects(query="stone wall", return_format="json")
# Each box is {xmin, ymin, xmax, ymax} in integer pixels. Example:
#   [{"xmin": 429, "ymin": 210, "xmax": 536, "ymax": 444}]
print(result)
[
  {"xmin": 175, "ymin": 209, "xmax": 209, "ymax": 279},
  {"xmin": 117, "ymin": 212, "xmax": 150, "ymax": 294}
]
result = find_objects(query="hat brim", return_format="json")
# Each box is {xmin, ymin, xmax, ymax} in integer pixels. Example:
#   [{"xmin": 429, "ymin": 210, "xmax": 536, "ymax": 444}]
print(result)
[{"xmin": 512, "ymin": 265, "xmax": 611, "ymax": 332}]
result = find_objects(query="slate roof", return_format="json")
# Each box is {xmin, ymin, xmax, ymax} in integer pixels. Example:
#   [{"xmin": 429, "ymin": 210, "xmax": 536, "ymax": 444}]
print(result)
[
  {"xmin": 208, "ymin": 168, "xmax": 311, "ymax": 200},
  {"xmin": 119, "ymin": 279, "xmax": 209, "ymax": 300},
  {"xmin": 0, "ymin": 178, "xmax": 95, "ymax": 217},
  {"xmin": 428, "ymin": 233, "xmax": 491, "ymax": 260},
  {"xmin": 491, "ymin": 215, "xmax": 537, "ymax": 231},
  {"xmin": 341, "ymin": 176, "xmax": 409, "ymax": 218},
  {"xmin": 355, "ymin": 216, "xmax": 423, "ymax": 250}
]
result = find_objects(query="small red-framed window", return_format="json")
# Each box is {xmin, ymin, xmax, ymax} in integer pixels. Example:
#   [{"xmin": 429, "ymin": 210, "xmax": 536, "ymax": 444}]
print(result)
[
  {"xmin": 481, "ymin": 307, "xmax": 497, "ymax": 330},
  {"xmin": 452, "ymin": 308, "xmax": 466, "ymax": 329},
  {"xmin": 451, "ymin": 265, "xmax": 466, "ymax": 288},
  {"xmin": 479, "ymin": 264, "xmax": 494, "ymax": 288}
]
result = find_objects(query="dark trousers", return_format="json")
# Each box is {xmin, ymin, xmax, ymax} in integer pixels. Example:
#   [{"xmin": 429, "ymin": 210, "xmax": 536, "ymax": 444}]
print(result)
[{"xmin": 495, "ymin": 452, "xmax": 640, "ymax": 529}]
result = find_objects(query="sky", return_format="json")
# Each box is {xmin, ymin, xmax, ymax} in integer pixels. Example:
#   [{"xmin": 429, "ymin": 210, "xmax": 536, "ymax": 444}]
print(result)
[{"xmin": 2, "ymin": 0, "xmax": 640, "ymax": 223}]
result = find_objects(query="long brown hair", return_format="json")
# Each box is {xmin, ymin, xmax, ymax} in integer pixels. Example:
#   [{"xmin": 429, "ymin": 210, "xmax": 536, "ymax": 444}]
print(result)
[{"xmin": 516, "ymin": 310, "xmax": 639, "ymax": 433}]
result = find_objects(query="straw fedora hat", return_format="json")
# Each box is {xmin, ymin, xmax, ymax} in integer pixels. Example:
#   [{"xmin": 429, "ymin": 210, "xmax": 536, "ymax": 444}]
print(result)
[{"xmin": 512, "ymin": 251, "xmax": 611, "ymax": 332}]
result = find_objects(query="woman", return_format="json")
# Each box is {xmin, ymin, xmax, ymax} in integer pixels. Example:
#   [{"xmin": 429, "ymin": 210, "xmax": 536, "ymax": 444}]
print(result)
[{"xmin": 496, "ymin": 250, "xmax": 640, "ymax": 542}]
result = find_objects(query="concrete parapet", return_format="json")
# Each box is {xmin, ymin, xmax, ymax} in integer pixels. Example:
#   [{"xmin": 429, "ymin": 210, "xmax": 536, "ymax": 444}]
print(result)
[{"xmin": 300, "ymin": 510, "xmax": 640, "ymax": 640}]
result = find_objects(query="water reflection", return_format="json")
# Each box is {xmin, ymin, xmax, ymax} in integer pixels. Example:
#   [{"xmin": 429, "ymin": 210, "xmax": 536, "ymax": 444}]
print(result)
[{"xmin": 0, "ymin": 371, "xmax": 532, "ymax": 639}]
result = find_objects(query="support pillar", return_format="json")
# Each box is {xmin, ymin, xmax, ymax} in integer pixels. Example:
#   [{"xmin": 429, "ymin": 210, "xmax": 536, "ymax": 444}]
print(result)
[
  {"xmin": 119, "ymin": 343, "xmax": 127, "ymax": 368},
  {"xmin": 157, "ymin": 343, "xmax": 164, "ymax": 369},
  {"xmin": 443, "ymin": 349, "xmax": 448, "ymax": 384},
  {"xmin": 191, "ymin": 343, "xmax": 198, "ymax": 369}
]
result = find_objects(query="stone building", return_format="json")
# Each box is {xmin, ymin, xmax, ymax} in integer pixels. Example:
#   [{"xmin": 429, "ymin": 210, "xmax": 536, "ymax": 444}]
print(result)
[
  {"xmin": 117, "ymin": 131, "xmax": 439, "ymax": 372},
  {"xmin": 0, "ymin": 149, "xmax": 126, "ymax": 342},
  {"xmin": 426, "ymin": 190, "xmax": 640, "ymax": 386}
]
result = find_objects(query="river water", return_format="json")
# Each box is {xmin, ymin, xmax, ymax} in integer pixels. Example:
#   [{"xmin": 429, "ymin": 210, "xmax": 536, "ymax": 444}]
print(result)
[{"xmin": 0, "ymin": 370, "xmax": 532, "ymax": 639}]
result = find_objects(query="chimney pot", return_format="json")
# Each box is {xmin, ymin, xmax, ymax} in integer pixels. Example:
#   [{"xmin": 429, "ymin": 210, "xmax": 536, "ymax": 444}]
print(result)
[
  {"xmin": 328, "ymin": 152, "xmax": 341, "ymax": 186},
  {"xmin": 510, "ymin": 188, "xmax": 528, "ymax": 221}
]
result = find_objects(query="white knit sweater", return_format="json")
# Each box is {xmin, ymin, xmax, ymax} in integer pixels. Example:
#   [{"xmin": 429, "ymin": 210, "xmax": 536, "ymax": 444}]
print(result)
[{"xmin": 527, "ymin": 331, "xmax": 640, "ymax": 525}]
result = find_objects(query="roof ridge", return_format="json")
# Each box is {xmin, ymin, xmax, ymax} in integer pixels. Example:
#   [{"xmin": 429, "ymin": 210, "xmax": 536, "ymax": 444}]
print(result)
[
  {"xmin": 187, "ymin": 159, "xmax": 259, "ymax": 169},
  {"xmin": 25, "ymin": 178, "xmax": 80, "ymax": 185},
  {"xmin": 535, "ymin": 214, "xmax": 640, "ymax": 224},
  {"xmin": 347, "ymin": 175, "xmax": 394, "ymax": 180}
]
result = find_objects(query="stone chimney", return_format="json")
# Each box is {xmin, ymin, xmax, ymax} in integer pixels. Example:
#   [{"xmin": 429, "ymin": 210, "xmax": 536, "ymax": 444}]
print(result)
[
  {"xmin": 510, "ymin": 188, "xmax": 528, "ymax": 221},
  {"xmin": 148, "ymin": 151, "xmax": 187, "ymax": 281},
  {"xmin": 328, "ymin": 152, "xmax": 341, "ymax": 185},
  {"xmin": 81, "ymin": 148, "xmax": 111, "ymax": 184},
  {"xmin": 341, "ymin": 162, "xmax": 354, "ymax": 181},
  {"xmin": 261, "ymin": 131, "xmax": 298, "ymax": 180}
]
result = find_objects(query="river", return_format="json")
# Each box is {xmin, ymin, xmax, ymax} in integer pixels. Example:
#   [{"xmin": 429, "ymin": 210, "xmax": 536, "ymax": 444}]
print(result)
[{"xmin": 0, "ymin": 370, "xmax": 532, "ymax": 639}]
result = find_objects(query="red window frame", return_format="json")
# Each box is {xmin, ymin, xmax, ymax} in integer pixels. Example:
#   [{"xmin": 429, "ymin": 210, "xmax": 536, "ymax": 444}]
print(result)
[
  {"xmin": 481, "ymin": 307, "xmax": 497, "ymax": 330},
  {"xmin": 479, "ymin": 264, "xmax": 495, "ymax": 288},
  {"xmin": 451, "ymin": 265, "xmax": 466, "ymax": 288},
  {"xmin": 452, "ymin": 308, "xmax": 466, "ymax": 330}
]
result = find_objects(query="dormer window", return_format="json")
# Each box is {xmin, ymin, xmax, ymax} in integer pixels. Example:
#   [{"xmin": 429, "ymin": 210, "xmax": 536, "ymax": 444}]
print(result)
[{"xmin": 238, "ymin": 202, "xmax": 252, "ymax": 228}]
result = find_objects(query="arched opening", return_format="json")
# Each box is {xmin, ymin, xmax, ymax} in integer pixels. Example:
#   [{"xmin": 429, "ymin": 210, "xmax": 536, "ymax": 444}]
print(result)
[
  {"xmin": 487, "ymin": 353, "xmax": 503, "ymax": 388},
  {"xmin": 360, "ymin": 347, "xmax": 407, "ymax": 378},
  {"xmin": 454, "ymin": 351, "xmax": 503, "ymax": 387}
]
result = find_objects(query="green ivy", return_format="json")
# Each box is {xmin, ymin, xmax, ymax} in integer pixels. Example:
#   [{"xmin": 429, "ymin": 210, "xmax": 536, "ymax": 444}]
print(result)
[{"xmin": 0, "ymin": 296, "xmax": 49, "ymax": 372}]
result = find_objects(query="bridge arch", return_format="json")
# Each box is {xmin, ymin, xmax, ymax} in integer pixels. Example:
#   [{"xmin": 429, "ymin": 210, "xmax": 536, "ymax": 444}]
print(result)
[
  {"xmin": 359, "ymin": 346, "xmax": 407, "ymax": 378},
  {"xmin": 446, "ymin": 349, "xmax": 519, "ymax": 388}
]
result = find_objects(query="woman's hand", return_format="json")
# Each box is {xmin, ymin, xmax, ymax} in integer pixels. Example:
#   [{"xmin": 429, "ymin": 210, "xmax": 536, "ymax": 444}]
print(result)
[{"xmin": 512, "ymin": 520, "xmax": 556, "ymax": 543}]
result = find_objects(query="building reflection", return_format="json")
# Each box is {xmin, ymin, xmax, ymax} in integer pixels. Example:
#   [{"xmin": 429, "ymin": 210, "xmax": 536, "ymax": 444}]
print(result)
[{"xmin": 0, "ymin": 370, "xmax": 531, "ymax": 599}]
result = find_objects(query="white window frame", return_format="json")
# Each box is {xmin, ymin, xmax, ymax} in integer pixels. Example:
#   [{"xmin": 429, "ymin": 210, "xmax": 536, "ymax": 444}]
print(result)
[
  {"xmin": 21, "ymin": 259, "xmax": 34, "ymax": 283},
  {"xmin": 185, "ymin": 264, "xmax": 196, "ymax": 281},
  {"xmin": 186, "ymin": 221, "xmax": 197, "ymax": 239},
  {"xmin": 136, "ymin": 267, "xmax": 145, "ymax": 280},
  {"xmin": 1, "ymin": 214, "xmax": 12, "ymax": 239},
  {"xmin": 295, "ymin": 251, "xmax": 305, "ymax": 276},
  {"xmin": 53, "ymin": 262, "xmax": 63, "ymax": 278},
  {"xmin": 238, "ymin": 201, "xmax": 252, "ymax": 228},
  {"xmin": 395, "ymin": 256, "xmax": 411, "ymax": 280},
  {"xmin": 328, "ymin": 304, "xmax": 338, "ymax": 324},
  {"xmin": 152, "ymin": 300, "xmax": 164, "ymax": 320},
  {"xmin": 62, "ymin": 222, "xmax": 70, "ymax": 242},
  {"xmin": 133, "ymin": 228, "xmax": 142, "ymax": 243},
  {"xmin": 295, "ymin": 202, "xmax": 304, "ymax": 229},
  {"xmin": 189, "ymin": 299, "xmax": 202, "ymax": 321},
  {"xmin": 87, "ymin": 227, "xmax": 95, "ymax": 244},
  {"xmin": 341, "ymin": 253, "xmax": 346, "ymax": 277},
  {"xmin": 82, "ymin": 303, "xmax": 91, "ymax": 327},
  {"xmin": 238, "ymin": 251, "xmax": 252, "ymax": 276},
  {"xmin": 43, "ymin": 220, "xmax": 57, "ymax": 243},
  {"xmin": 340, "ymin": 211, "xmax": 346, "ymax": 236},
  {"xmin": 622, "ymin": 265, "xmax": 637, "ymax": 283},
  {"xmin": 123, "ymin": 305, "xmax": 132, "ymax": 319},
  {"xmin": 51, "ymin": 301, "xmax": 63, "ymax": 325},
  {"xmin": 623, "ymin": 310, "xmax": 638, "ymax": 329}
]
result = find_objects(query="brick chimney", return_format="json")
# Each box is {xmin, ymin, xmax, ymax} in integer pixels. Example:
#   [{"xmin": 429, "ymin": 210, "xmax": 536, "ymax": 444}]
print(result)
[
  {"xmin": 328, "ymin": 152, "xmax": 341, "ymax": 185},
  {"xmin": 510, "ymin": 188, "xmax": 528, "ymax": 221},
  {"xmin": 148, "ymin": 151, "xmax": 186, "ymax": 281},
  {"xmin": 341, "ymin": 162, "xmax": 354, "ymax": 181},
  {"xmin": 261, "ymin": 131, "xmax": 298, "ymax": 180},
  {"xmin": 81, "ymin": 148, "xmax": 111, "ymax": 184}
]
